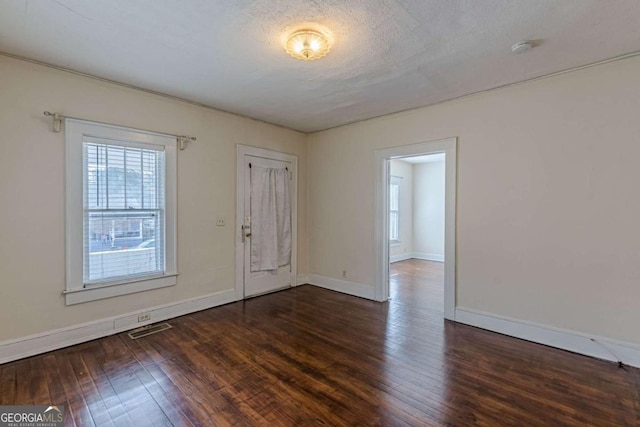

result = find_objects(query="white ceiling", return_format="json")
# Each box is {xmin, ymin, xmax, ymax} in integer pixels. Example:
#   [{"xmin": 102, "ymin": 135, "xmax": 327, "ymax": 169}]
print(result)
[{"xmin": 1, "ymin": 1, "xmax": 639, "ymax": 133}]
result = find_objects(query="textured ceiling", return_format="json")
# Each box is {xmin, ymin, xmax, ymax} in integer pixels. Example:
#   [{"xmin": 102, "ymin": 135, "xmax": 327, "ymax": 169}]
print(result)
[{"xmin": 1, "ymin": 1, "xmax": 639, "ymax": 132}]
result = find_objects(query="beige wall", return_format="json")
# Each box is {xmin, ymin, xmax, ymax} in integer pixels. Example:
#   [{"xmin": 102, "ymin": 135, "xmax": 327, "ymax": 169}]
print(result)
[
  {"xmin": 0, "ymin": 56, "xmax": 307, "ymax": 341},
  {"xmin": 308, "ymin": 56, "xmax": 640, "ymax": 345}
]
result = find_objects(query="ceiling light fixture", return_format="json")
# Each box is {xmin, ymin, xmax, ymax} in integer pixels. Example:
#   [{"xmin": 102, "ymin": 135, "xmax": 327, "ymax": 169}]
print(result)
[{"xmin": 285, "ymin": 29, "xmax": 330, "ymax": 61}]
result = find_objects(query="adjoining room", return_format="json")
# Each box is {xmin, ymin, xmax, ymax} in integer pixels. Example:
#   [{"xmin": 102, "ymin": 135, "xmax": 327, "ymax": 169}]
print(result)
[{"xmin": 389, "ymin": 154, "xmax": 446, "ymax": 315}]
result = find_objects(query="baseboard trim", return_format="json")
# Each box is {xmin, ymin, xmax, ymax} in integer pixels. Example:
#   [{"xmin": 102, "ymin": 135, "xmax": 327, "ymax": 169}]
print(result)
[
  {"xmin": 307, "ymin": 274, "xmax": 375, "ymax": 300},
  {"xmin": 412, "ymin": 252, "xmax": 444, "ymax": 262},
  {"xmin": 455, "ymin": 307, "xmax": 640, "ymax": 369},
  {"xmin": 390, "ymin": 252, "xmax": 445, "ymax": 263},
  {"xmin": 0, "ymin": 289, "xmax": 238, "ymax": 364},
  {"xmin": 296, "ymin": 274, "xmax": 309, "ymax": 286},
  {"xmin": 390, "ymin": 253, "xmax": 413, "ymax": 263}
]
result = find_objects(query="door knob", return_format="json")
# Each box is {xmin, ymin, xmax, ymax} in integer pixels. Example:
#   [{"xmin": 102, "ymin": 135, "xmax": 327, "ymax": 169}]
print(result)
[{"xmin": 241, "ymin": 225, "xmax": 251, "ymax": 241}]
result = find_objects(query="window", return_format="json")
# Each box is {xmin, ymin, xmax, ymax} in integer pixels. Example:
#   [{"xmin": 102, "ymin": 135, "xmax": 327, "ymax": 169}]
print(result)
[
  {"xmin": 390, "ymin": 176, "xmax": 401, "ymax": 242},
  {"xmin": 65, "ymin": 119, "xmax": 177, "ymax": 305}
]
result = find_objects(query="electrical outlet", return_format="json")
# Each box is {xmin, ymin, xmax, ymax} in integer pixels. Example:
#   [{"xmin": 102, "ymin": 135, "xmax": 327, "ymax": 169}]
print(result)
[
  {"xmin": 342, "ymin": 270, "xmax": 347, "ymax": 279},
  {"xmin": 216, "ymin": 217, "xmax": 225, "ymax": 226},
  {"xmin": 138, "ymin": 313, "xmax": 151, "ymax": 323}
]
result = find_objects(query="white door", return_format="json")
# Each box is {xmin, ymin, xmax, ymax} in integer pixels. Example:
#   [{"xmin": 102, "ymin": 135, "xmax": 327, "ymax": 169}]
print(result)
[{"xmin": 242, "ymin": 154, "xmax": 293, "ymax": 297}]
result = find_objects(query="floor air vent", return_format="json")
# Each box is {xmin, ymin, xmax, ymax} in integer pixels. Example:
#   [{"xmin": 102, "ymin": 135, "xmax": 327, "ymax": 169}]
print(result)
[{"xmin": 128, "ymin": 323, "xmax": 172, "ymax": 340}]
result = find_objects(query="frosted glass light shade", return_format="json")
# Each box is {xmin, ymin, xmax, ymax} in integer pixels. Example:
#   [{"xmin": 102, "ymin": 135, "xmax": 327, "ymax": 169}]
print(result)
[{"xmin": 285, "ymin": 30, "xmax": 330, "ymax": 61}]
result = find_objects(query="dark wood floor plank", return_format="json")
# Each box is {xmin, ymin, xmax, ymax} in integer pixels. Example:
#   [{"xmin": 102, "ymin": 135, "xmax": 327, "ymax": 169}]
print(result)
[
  {"xmin": 66, "ymin": 347, "xmax": 115, "ymax": 427},
  {"xmin": 115, "ymin": 336, "xmax": 196, "ymax": 427},
  {"xmin": 79, "ymin": 343, "xmax": 134, "ymax": 427},
  {"xmin": 0, "ymin": 364, "xmax": 17, "ymax": 406},
  {"xmin": 97, "ymin": 336, "xmax": 173, "ymax": 427},
  {"xmin": 140, "ymin": 360, "xmax": 222, "ymax": 427},
  {"xmin": 55, "ymin": 350, "xmax": 97, "ymax": 427},
  {"xmin": 633, "ymin": 368, "xmax": 640, "ymax": 426},
  {"xmin": 124, "ymin": 328, "xmax": 258, "ymax": 426},
  {"xmin": 1, "ymin": 259, "xmax": 638, "ymax": 426},
  {"xmin": 13, "ymin": 360, "xmax": 34, "ymax": 406},
  {"xmin": 41, "ymin": 354, "xmax": 77, "ymax": 427},
  {"xmin": 27, "ymin": 358, "xmax": 51, "ymax": 407}
]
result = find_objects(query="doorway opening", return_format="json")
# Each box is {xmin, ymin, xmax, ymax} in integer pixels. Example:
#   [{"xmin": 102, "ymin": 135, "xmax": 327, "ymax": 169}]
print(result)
[
  {"xmin": 389, "ymin": 153, "xmax": 446, "ymax": 314},
  {"xmin": 374, "ymin": 138, "xmax": 457, "ymax": 320}
]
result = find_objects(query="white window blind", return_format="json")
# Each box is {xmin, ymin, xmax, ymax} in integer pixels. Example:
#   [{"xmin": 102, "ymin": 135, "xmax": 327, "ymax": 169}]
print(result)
[
  {"xmin": 390, "ymin": 178, "xmax": 400, "ymax": 241},
  {"xmin": 83, "ymin": 141, "xmax": 166, "ymax": 284}
]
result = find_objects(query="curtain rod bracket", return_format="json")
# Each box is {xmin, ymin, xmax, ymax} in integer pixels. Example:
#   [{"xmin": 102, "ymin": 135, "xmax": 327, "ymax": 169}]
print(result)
[
  {"xmin": 43, "ymin": 111, "xmax": 197, "ymax": 146},
  {"xmin": 177, "ymin": 136, "xmax": 197, "ymax": 150},
  {"xmin": 44, "ymin": 111, "xmax": 62, "ymax": 133}
]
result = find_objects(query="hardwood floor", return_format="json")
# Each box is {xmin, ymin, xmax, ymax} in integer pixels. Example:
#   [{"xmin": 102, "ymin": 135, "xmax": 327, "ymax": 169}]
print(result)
[
  {"xmin": 1, "ymin": 266, "xmax": 639, "ymax": 426},
  {"xmin": 390, "ymin": 258, "xmax": 444, "ymax": 314}
]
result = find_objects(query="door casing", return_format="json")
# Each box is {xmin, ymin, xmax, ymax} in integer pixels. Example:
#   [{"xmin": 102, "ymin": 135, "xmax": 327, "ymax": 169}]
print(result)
[
  {"xmin": 235, "ymin": 145, "xmax": 298, "ymax": 300},
  {"xmin": 374, "ymin": 137, "xmax": 457, "ymax": 320}
]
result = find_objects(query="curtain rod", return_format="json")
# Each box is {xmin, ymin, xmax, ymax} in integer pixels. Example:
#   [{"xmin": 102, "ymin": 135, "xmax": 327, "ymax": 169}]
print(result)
[{"xmin": 43, "ymin": 111, "xmax": 197, "ymax": 150}]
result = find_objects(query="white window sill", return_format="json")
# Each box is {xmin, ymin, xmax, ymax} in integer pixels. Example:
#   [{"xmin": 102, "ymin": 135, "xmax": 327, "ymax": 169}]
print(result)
[
  {"xmin": 390, "ymin": 240, "xmax": 402, "ymax": 247},
  {"xmin": 64, "ymin": 274, "xmax": 177, "ymax": 305}
]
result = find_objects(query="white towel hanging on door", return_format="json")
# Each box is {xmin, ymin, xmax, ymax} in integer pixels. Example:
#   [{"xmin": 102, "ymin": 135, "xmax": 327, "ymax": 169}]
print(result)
[{"xmin": 250, "ymin": 166, "xmax": 291, "ymax": 272}]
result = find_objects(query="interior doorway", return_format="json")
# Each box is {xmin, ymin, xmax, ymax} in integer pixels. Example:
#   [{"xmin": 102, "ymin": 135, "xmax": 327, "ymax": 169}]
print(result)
[
  {"xmin": 374, "ymin": 138, "xmax": 457, "ymax": 320},
  {"xmin": 389, "ymin": 154, "xmax": 446, "ymax": 313},
  {"xmin": 235, "ymin": 145, "xmax": 298, "ymax": 300}
]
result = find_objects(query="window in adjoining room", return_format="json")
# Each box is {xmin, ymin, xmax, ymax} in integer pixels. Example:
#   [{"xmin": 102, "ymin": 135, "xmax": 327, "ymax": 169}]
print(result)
[{"xmin": 389, "ymin": 176, "xmax": 401, "ymax": 243}]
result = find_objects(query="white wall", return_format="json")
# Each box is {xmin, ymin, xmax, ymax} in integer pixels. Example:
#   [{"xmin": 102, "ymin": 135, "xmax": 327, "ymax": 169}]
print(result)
[
  {"xmin": 0, "ymin": 55, "xmax": 308, "ymax": 342},
  {"xmin": 413, "ymin": 160, "xmax": 445, "ymax": 261},
  {"xmin": 308, "ymin": 56, "xmax": 640, "ymax": 346},
  {"xmin": 389, "ymin": 160, "xmax": 413, "ymax": 259}
]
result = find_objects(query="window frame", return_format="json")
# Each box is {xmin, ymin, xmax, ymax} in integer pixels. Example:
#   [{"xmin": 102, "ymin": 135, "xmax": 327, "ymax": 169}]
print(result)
[
  {"xmin": 389, "ymin": 176, "xmax": 402, "ymax": 244},
  {"xmin": 65, "ymin": 119, "xmax": 177, "ymax": 305}
]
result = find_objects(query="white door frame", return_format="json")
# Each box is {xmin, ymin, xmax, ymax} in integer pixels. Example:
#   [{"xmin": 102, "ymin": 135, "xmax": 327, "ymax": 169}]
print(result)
[
  {"xmin": 374, "ymin": 137, "xmax": 457, "ymax": 320},
  {"xmin": 235, "ymin": 145, "xmax": 298, "ymax": 300}
]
